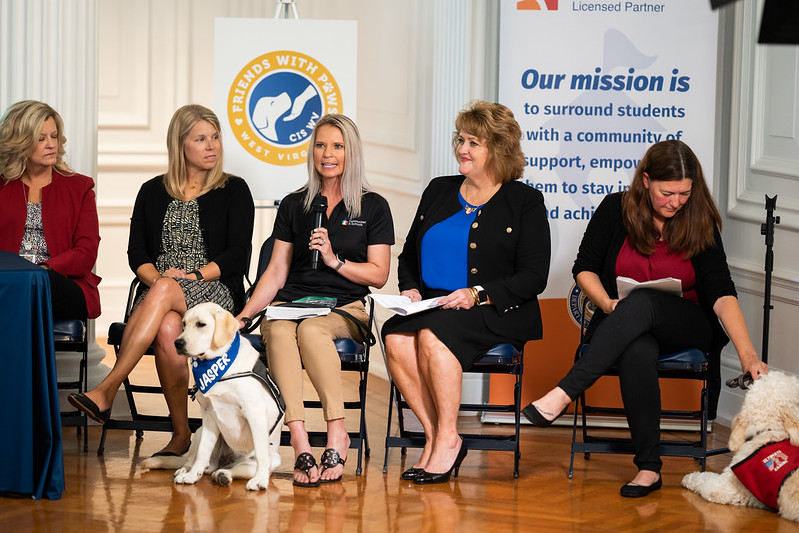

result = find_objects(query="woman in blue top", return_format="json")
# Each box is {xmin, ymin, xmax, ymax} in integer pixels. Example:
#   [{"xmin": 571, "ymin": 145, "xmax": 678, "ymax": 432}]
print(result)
[{"xmin": 382, "ymin": 101, "xmax": 551, "ymax": 484}]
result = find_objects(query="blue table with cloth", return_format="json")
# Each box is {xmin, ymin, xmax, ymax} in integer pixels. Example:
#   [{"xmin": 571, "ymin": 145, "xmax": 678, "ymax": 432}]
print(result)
[{"xmin": 0, "ymin": 251, "xmax": 64, "ymax": 500}]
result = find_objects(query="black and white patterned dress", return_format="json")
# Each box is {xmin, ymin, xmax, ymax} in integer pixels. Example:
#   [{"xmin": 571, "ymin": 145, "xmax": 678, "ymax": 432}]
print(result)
[{"xmin": 133, "ymin": 199, "xmax": 234, "ymax": 312}]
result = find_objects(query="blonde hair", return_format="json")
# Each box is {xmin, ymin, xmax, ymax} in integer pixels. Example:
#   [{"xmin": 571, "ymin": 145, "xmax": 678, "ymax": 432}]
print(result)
[
  {"xmin": 0, "ymin": 100, "xmax": 74, "ymax": 182},
  {"xmin": 300, "ymin": 114, "xmax": 371, "ymax": 217},
  {"xmin": 164, "ymin": 104, "xmax": 227, "ymax": 199},
  {"xmin": 452, "ymin": 100, "xmax": 526, "ymax": 183}
]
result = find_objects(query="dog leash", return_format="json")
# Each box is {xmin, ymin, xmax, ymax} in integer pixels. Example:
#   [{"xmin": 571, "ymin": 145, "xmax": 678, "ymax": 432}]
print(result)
[{"xmin": 726, "ymin": 372, "xmax": 754, "ymax": 390}]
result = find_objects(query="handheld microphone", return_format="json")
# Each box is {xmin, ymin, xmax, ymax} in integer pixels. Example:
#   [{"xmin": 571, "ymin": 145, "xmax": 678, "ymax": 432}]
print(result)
[{"xmin": 310, "ymin": 194, "xmax": 327, "ymax": 270}]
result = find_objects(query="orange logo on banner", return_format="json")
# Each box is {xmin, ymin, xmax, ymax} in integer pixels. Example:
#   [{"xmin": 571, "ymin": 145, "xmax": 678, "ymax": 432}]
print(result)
[{"xmin": 517, "ymin": 0, "xmax": 559, "ymax": 10}]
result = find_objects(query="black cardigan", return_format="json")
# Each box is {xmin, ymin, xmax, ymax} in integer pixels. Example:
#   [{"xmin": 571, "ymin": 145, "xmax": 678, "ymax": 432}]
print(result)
[
  {"xmin": 396, "ymin": 175, "xmax": 551, "ymax": 344},
  {"xmin": 127, "ymin": 175, "xmax": 255, "ymax": 313},
  {"xmin": 572, "ymin": 192, "xmax": 736, "ymax": 418}
]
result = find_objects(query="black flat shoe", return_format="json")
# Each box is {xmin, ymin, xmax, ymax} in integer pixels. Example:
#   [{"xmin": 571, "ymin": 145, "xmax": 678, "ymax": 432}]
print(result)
[
  {"xmin": 401, "ymin": 467, "xmax": 424, "ymax": 481},
  {"xmin": 414, "ymin": 439, "xmax": 468, "ymax": 485},
  {"xmin": 68, "ymin": 392, "xmax": 111, "ymax": 424},
  {"xmin": 151, "ymin": 443, "xmax": 191, "ymax": 458},
  {"xmin": 522, "ymin": 403, "xmax": 567, "ymax": 428},
  {"xmin": 619, "ymin": 477, "xmax": 662, "ymax": 498}
]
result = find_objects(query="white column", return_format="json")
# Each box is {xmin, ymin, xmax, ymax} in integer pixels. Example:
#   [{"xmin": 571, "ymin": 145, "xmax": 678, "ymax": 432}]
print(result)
[
  {"xmin": 426, "ymin": 1, "xmax": 500, "ymax": 407},
  {"xmin": 0, "ymin": 0, "xmax": 107, "ymax": 394}
]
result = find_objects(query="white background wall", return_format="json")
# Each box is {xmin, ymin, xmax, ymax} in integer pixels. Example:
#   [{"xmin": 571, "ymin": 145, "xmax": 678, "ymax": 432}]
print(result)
[
  {"xmin": 90, "ymin": 0, "xmax": 798, "ymax": 423},
  {"xmin": 714, "ymin": 1, "xmax": 799, "ymax": 422}
]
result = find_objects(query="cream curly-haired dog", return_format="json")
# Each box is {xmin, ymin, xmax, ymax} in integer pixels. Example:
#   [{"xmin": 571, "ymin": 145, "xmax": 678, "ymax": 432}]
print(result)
[{"xmin": 682, "ymin": 371, "xmax": 799, "ymax": 522}]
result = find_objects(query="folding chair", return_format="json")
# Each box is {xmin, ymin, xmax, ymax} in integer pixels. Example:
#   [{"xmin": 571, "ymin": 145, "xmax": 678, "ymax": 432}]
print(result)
[
  {"xmin": 54, "ymin": 318, "xmax": 89, "ymax": 451},
  {"xmin": 568, "ymin": 300, "xmax": 723, "ymax": 478},
  {"xmin": 382, "ymin": 342, "xmax": 525, "ymax": 478},
  {"xmin": 99, "ymin": 279, "xmax": 202, "ymax": 454},
  {"xmin": 242, "ymin": 236, "xmax": 375, "ymax": 475}
]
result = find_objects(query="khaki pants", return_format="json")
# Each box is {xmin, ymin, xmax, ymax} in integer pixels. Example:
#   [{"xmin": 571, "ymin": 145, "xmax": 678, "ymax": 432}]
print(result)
[{"xmin": 261, "ymin": 299, "xmax": 368, "ymax": 422}]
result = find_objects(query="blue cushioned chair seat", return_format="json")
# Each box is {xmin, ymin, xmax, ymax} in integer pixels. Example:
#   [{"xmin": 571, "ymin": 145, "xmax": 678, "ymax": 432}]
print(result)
[
  {"xmin": 243, "ymin": 333, "xmax": 365, "ymax": 362},
  {"xmin": 657, "ymin": 348, "xmax": 707, "ymax": 370},
  {"xmin": 53, "ymin": 319, "xmax": 85, "ymax": 342},
  {"xmin": 577, "ymin": 345, "xmax": 707, "ymax": 371},
  {"xmin": 474, "ymin": 343, "xmax": 521, "ymax": 365}
]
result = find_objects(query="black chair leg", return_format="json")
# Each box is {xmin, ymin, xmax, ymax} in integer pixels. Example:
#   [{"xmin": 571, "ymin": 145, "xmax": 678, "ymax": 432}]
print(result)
[{"xmin": 382, "ymin": 383, "xmax": 396, "ymax": 473}]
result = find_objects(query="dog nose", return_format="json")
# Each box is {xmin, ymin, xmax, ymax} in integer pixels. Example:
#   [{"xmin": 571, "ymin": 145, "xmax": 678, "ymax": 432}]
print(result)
[{"xmin": 174, "ymin": 338, "xmax": 186, "ymax": 352}]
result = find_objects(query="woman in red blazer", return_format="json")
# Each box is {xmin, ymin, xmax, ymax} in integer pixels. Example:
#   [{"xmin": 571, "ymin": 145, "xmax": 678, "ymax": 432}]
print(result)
[{"xmin": 0, "ymin": 100, "xmax": 101, "ymax": 320}]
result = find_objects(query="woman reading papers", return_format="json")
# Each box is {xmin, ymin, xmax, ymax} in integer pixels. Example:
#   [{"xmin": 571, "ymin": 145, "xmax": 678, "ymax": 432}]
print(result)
[{"xmin": 523, "ymin": 140, "xmax": 768, "ymax": 498}]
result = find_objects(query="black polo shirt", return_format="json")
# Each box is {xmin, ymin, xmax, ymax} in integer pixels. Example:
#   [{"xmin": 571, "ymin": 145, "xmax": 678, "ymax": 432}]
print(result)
[{"xmin": 273, "ymin": 190, "xmax": 394, "ymax": 305}]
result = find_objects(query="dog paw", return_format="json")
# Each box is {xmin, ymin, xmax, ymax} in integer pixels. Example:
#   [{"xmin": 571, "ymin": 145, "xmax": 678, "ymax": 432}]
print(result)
[
  {"xmin": 212, "ymin": 469, "xmax": 233, "ymax": 487},
  {"xmin": 174, "ymin": 470, "xmax": 202, "ymax": 485},
  {"xmin": 682, "ymin": 472, "xmax": 702, "ymax": 490},
  {"xmin": 245, "ymin": 476, "xmax": 270, "ymax": 491}
]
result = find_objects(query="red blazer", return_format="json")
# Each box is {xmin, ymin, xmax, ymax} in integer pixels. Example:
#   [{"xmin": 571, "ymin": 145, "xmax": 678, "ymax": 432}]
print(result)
[{"xmin": 0, "ymin": 170, "xmax": 102, "ymax": 318}]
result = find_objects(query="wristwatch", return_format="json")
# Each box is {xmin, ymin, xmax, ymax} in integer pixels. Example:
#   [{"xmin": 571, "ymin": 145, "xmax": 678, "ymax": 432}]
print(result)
[
  {"xmin": 474, "ymin": 285, "xmax": 488, "ymax": 305},
  {"xmin": 190, "ymin": 270, "xmax": 204, "ymax": 280},
  {"xmin": 334, "ymin": 255, "xmax": 345, "ymax": 271}
]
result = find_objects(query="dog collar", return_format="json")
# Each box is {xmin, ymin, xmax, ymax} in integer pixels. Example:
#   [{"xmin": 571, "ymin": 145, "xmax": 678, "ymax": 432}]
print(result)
[{"xmin": 191, "ymin": 332, "xmax": 240, "ymax": 394}]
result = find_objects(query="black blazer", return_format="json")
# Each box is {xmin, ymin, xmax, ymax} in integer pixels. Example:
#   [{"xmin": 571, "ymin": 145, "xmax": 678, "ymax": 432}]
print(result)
[
  {"xmin": 397, "ymin": 175, "xmax": 551, "ymax": 344},
  {"xmin": 127, "ymin": 175, "xmax": 255, "ymax": 312}
]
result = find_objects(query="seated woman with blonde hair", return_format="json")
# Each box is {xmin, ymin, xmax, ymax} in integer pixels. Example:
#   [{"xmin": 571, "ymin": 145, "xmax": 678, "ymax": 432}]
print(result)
[
  {"xmin": 70, "ymin": 104, "xmax": 254, "ymax": 457},
  {"xmin": 0, "ymin": 100, "xmax": 101, "ymax": 321}
]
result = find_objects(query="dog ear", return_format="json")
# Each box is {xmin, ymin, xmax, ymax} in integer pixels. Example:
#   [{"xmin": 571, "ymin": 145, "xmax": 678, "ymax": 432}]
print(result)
[
  {"xmin": 728, "ymin": 412, "xmax": 747, "ymax": 452},
  {"xmin": 211, "ymin": 308, "xmax": 239, "ymax": 351}
]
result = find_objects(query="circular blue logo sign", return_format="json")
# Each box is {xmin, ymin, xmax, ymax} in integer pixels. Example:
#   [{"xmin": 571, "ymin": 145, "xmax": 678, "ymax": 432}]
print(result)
[{"xmin": 248, "ymin": 71, "xmax": 322, "ymax": 146}]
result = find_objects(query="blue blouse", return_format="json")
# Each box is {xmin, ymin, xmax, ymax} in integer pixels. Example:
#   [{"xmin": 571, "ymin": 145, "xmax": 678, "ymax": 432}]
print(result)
[{"xmin": 420, "ymin": 192, "xmax": 480, "ymax": 291}]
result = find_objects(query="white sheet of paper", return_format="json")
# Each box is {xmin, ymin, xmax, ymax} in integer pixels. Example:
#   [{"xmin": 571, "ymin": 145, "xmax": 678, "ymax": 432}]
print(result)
[
  {"xmin": 370, "ymin": 294, "xmax": 445, "ymax": 316},
  {"xmin": 616, "ymin": 276, "xmax": 682, "ymax": 300},
  {"xmin": 266, "ymin": 305, "xmax": 332, "ymax": 320}
]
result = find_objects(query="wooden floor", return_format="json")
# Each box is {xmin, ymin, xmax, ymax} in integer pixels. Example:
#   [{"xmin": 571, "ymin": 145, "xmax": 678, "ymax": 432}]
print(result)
[{"xmin": 2, "ymin": 354, "xmax": 797, "ymax": 532}]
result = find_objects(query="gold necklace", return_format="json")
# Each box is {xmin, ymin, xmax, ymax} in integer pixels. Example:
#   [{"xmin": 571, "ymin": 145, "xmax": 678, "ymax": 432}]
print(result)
[
  {"xmin": 462, "ymin": 182, "xmax": 500, "ymax": 214},
  {"xmin": 464, "ymin": 202, "xmax": 480, "ymax": 215}
]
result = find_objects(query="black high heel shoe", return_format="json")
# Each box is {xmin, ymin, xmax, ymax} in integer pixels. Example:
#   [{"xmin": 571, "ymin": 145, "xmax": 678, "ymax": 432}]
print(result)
[
  {"xmin": 522, "ymin": 403, "xmax": 567, "ymax": 428},
  {"xmin": 401, "ymin": 467, "xmax": 425, "ymax": 481},
  {"xmin": 414, "ymin": 439, "xmax": 468, "ymax": 485}
]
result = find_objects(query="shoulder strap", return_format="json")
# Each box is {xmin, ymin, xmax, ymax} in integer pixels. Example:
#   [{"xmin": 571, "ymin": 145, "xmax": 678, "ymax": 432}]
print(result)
[{"xmin": 331, "ymin": 307, "xmax": 376, "ymax": 346}]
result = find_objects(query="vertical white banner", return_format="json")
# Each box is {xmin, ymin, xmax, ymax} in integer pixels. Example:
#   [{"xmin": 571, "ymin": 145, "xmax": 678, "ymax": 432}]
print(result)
[
  {"xmin": 492, "ymin": 0, "xmax": 719, "ymax": 407},
  {"xmin": 500, "ymin": 0, "xmax": 718, "ymax": 309},
  {"xmin": 215, "ymin": 19, "xmax": 357, "ymax": 201}
]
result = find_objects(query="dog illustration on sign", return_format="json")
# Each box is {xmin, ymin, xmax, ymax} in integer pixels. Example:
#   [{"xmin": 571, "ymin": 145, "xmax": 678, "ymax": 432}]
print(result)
[{"xmin": 252, "ymin": 85, "xmax": 318, "ymax": 142}]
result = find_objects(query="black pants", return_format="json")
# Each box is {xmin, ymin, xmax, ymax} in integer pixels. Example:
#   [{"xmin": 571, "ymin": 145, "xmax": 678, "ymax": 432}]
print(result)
[
  {"xmin": 558, "ymin": 289, "xmax": 713, "ymax": 472},
  {"xmin": 47, "ymin": 269, "xmax": 88, "ymax": 321}
]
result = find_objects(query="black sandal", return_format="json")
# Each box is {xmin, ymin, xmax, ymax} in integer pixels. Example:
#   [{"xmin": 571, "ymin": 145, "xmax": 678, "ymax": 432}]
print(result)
[
  {"xmin": 319, "ymin": 448, "xmax": 346, "ymax": 483},
  {"xmin": 293, "ymin": 452, "xmax": 320, "ymax": 487}
]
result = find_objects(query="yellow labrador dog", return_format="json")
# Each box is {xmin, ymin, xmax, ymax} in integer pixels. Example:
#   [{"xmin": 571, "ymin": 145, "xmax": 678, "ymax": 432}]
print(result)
[{"xmin": 142, "ymin": 302, "xmax": 284, "ymax": 490}]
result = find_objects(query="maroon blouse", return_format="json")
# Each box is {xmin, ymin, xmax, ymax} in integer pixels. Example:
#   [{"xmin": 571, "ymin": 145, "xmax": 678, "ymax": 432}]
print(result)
[{"xmin": 615, "ymin": 238, "xmax": 699, "ymax": 305}]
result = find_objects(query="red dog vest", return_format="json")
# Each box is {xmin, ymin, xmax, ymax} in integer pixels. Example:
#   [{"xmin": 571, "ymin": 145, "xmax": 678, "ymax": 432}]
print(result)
[{"xmin": 732, "ymin": 439, "xmax": 799, "ymax": 510}]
